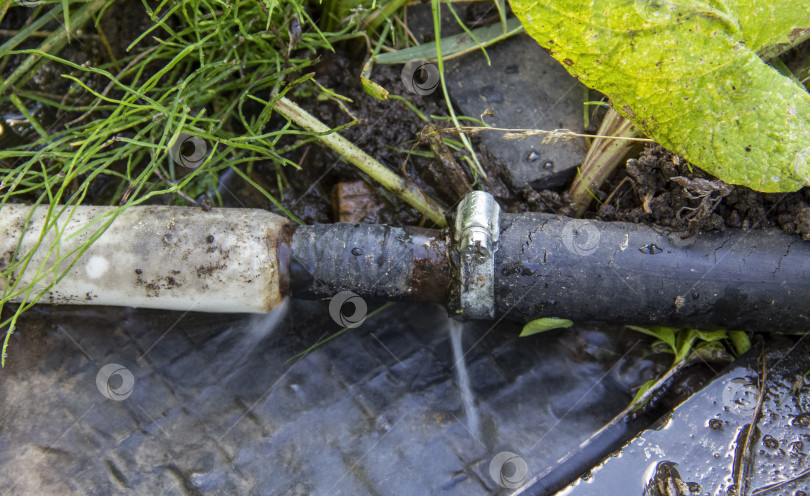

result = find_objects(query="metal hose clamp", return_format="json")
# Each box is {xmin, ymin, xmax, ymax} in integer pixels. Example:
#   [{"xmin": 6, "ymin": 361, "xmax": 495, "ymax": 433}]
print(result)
[{"xmin": 454, "ymin": 191, "xmax": 500, "ymax": 319}]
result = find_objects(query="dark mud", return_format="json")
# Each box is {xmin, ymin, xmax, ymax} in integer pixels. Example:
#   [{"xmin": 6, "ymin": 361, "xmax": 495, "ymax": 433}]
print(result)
[
  {"xmin": 591, "ymin": 145, "xmax": 810, "ymax": 239},
  {"xmin": 0, "ymin": 0, "xmax": 155, "ymax": 127},
  {"xmin": 264, "ymin": 54, "xmax": 452, "ymax": 225},
  {"xmin": 270, "ymin": 52, "xmax": 514, "ymax": 225}
]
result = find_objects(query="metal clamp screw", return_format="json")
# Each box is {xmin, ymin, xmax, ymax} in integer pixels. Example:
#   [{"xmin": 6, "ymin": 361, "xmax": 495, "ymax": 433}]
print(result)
[{"xmin": 454, "ymin": 191, "xmax": 500, "ymax": 319}]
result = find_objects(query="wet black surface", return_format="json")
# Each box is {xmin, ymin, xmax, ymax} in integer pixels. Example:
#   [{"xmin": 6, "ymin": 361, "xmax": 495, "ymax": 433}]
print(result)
[
  {"xmin": 406, "ymin": 7, "xmax": 588, "ymax": 190},
  {"xmin": 443, "ymin": 35, "xmax": 588, "ymax": 191},
  {"xmin": 0, "ymin": 301, "xmax": 655, "ymax": 495},
  {"xmin": 551, "ymin": 336, "xmax": 810, "ymax": 496}
]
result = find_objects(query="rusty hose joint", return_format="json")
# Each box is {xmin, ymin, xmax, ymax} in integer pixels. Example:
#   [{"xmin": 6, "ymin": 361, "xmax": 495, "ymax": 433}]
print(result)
[{"xmin": 288, "ymin": 223, "xmax": 451, "ymax": 304}]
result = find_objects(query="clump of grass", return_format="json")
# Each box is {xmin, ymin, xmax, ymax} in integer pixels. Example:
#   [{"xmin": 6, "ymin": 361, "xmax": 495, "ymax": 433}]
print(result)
[{"xmin": 0, "ymin": 0, "xmax": 416, "ymax": 365}]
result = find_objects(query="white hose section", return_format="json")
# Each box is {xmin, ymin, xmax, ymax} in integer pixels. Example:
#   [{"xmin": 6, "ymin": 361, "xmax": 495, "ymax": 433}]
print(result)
[{"xmin": 0, "ymin": 204, "xmax": 289, "ymax": 313}]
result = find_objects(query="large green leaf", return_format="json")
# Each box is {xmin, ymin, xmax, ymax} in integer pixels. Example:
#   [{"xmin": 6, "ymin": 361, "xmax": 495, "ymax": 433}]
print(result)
[{"xmin": 509, "ymin": 0, "xmax": 810, "ymax": 192}]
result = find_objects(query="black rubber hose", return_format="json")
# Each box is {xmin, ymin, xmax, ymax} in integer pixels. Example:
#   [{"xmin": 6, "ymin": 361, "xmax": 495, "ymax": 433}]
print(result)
[
  {"xmin": 288, "ymin": 213, "xmax": 810, "ymax": 332},
  {"xmin": 495, "ymin": 212, "xmax": 810, "ymax": 332},
  {"xmin": 289, "ymin": 223, "xmax": 449, "ymax": 303}
]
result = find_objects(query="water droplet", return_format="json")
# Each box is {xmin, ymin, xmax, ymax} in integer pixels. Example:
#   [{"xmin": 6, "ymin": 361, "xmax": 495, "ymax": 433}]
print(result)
[
  {"xmin": 794, "ymin": 146, "xmax": 810, "ymax": 184},
  {"xmin": 639, "ymin": 243, "xmax": 663, "ymax": 254},
  {"xmin": 708, "ymin": 418, "xmax": 723, "ymax": 430},
  {"xmin": 543, "ymin": 161, "xmax": 554, "ymax": 170},
  {"xmin": 763, "ymin": 434, "xmax": 779, "ymax": 449},
  {"xmin": 527, "ymin": 151, "xmax": 541, "ymax": 162},
  {"xmin": 502, "ymin": 265, "xmax": 520, "ymax": 276},
  {"xmin": 792, "ymin": 412, "xmax": 810, "ymax": 427},
  {"xmin": 375, "ymin": 414, "xmax": 394, "ymax": 433},
  {"xmin": 351, "ymin": 247, "xmax": 363, "ymax": 256}
]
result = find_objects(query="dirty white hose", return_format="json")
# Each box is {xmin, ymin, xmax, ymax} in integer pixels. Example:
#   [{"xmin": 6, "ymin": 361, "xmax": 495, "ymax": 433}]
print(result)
[{"xmin": 0, "ymin": 204, "xmax": 290, "ymax": 313}]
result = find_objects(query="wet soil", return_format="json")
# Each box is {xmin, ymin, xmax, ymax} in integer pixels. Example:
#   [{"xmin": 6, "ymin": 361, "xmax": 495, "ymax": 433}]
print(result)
[
  {"xmin": 0, "ymin": 0, "xmax": 156, "ymax": 121},
  {"xmin": 591, "ymin": 145, "xmax": 810, "ymax": 239},
  {"xmin": 268, "ymin": 52, "xmax": 514, "ymax": 225},
  {"xmin": 265, "ymin": 54, "xmax": 453, "ymax": 225}
]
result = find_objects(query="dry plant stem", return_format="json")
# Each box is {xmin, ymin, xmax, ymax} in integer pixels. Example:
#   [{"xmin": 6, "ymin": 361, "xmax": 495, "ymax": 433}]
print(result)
[
  {"xmin": 733, "ymin": 347, "xmax": 768, "ymax": 494},
  {"xmin": 152, "ymin": 168, "xmax": 199, "ymax": 206},
  {"xmin": 568, "ymin": 107, "xmax": 642, "ymax": 216},
  {"xmin": 273, "ymin": 96, "xmax": 447, "ymax": 227},
  {"xmin": 450, "ymin": 124, "xmax": 651, "ymax": 143}
]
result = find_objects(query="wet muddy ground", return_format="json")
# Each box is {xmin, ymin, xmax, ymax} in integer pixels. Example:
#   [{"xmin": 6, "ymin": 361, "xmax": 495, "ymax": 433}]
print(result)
[{"xmin": 559, "ymin": 336, "xmax": 810, "ymax": 496}]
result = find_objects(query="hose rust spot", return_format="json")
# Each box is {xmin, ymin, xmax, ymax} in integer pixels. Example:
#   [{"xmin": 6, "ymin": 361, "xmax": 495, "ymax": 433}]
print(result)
[
  {"xmin": 275, "ymin": 222, "xmax": 295, "ymax": 300},
  {"xmin": 409, "ymin": 227, "xmax": 450, "ymax": 303}
]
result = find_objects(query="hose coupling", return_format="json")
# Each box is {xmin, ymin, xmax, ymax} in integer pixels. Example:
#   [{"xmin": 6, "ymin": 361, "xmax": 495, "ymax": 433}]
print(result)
[{"xmin": 453, "ymin": 191, "xmax": 500, "ymax": 319}]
